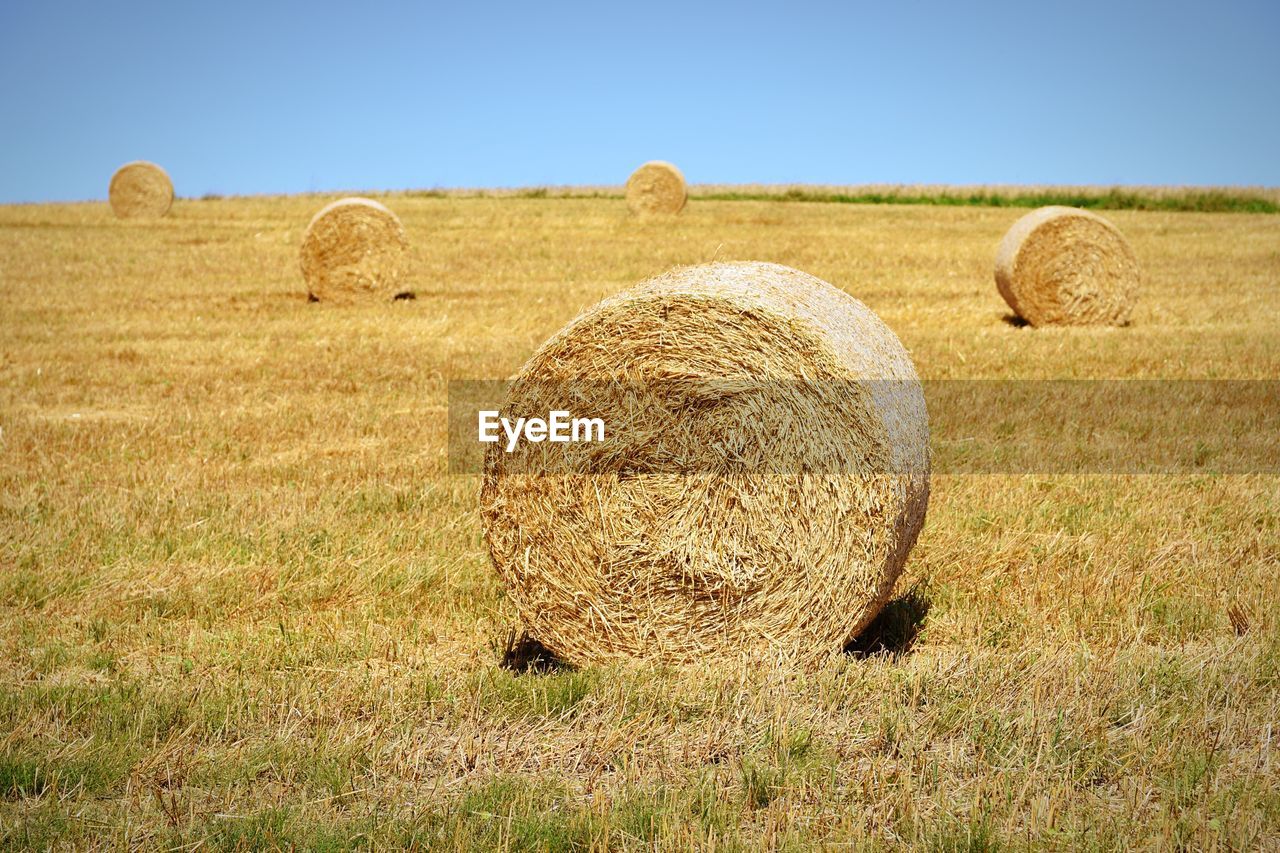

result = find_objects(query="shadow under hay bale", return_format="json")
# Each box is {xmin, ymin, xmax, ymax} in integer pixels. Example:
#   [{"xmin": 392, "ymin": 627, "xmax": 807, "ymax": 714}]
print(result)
[
  {"xmin": 1000, "ymin": 313, "xmax": 1030, "ymax": 327},
  {"xmin": 844, "ymin": 584, "xmax": 931, "ymax": 658},
  {"xmin": 500, "ymin": 630, "xmax": 571, "ymax": 675}
]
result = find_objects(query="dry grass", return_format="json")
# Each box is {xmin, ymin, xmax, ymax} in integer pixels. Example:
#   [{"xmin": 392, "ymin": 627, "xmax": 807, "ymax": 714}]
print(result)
[{"xmin": 1, "ymin": 192, "xmax": 1278, "ymax": 849}]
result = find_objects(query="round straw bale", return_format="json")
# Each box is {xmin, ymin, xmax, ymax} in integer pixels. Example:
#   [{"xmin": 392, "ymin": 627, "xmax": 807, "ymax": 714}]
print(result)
[
  {"xmin": 108, "ymin": 161, "xmax": 173, "ymax": 219},
  {"xmin": 994, "ymin": 206, "xmax": 1138, "ymax": 326},
  {"xmin": 625, "ymin": 161, "xmax": 687, "ymax": 217},
  {"xmin": 299, "ymin": 198, "xmax": 409, "ymax": 302},
  {"xmin": 481, "ymin": 261, "xmax": 930, "ymax": 665}
]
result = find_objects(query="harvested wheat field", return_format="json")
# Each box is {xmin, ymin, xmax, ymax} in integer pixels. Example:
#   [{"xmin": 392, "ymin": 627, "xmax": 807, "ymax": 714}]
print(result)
[{"xmin": 1, "ymin": 191, "xmax": 1278, "ymax": 849}]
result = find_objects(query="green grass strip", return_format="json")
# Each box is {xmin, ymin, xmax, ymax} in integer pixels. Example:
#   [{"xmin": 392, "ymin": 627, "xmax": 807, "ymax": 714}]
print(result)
[{"xmin": 695, "ymin": 188, "xmax": 1279, "ymax": 213}]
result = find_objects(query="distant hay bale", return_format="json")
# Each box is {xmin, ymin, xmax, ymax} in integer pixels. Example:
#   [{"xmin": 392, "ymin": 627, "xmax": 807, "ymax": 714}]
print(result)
[
  {"xmin": 481, "ymin": 261, "xmax": 930, "ymax": 665},
  {"xmin": 625, "ymin": 161, "xmax": 687, "ymax": 217},
  {"xmin": 108, "ymin": 161, "xmax": 173, "ymax": 219},
  {"xmin": 299, "ymin": 198, "xmax": 409, "ymax": 302},
  {"xmin": 994, "ymin": 206, "xmax": 1138, "ymax": 326}
]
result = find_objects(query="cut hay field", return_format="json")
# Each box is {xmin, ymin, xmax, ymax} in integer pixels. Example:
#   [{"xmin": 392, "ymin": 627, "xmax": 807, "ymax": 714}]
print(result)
[{"xmin": 1, "ymin": 194, "xmax": 1278, "ymax": 850}]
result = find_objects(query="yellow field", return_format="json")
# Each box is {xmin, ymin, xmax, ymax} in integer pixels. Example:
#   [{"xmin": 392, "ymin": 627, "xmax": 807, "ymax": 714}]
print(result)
[{"xmin": 1, "ymin": 195, "xmax": 1278, "ymax": 849}]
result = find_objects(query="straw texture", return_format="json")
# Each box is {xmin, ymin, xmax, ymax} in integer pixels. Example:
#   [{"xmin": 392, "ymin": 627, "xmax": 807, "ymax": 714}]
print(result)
[
  {"xmin": 995, "ymin": 206, "xmax": 1139, "ymax": 326},
  {"xmin": 625, "ymin": 161, "xmax": 687, "ymax": 217},
  {"xmin": 108, "ymin": 161, "xmax": 173, "ymax": 219},
  {"xmin": 299, "ymin": 198, "xmax": 409, "ymax": 302},
  {"xmin": 481, "ymin": 262, "xmax": 930, "ymax": 666}
]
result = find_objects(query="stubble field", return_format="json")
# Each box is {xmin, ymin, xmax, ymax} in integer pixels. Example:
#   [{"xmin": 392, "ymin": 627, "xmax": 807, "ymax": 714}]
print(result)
[{"xmin": 1, "ymin": 193, "xmax": 1278, "ymax": 849}]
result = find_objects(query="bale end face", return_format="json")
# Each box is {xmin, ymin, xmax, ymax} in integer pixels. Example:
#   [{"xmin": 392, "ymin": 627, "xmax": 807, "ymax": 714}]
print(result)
[
  {"xmin": 299, "ymin": 197, "xmax": 409, "ymax": 303},
  {"xmin": 481, "ymin": 261, "xmax": 930, "ymax": 666},
  {"xmin": 995, "ymin": 206, "xmax": 1139, "ymax": 326},
  {"xmin": 625, "ymin": 161, "xmax": 688, "ymax": 217},
  {"xmin": 108, "ymin": 161, "xmax": 174, "ymax": 220}
]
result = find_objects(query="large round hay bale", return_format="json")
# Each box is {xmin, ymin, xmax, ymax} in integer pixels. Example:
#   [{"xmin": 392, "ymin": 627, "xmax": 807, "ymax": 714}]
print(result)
[
  {"xmin": 299, "ymin": 197, "xmax": 409, "ymax": 302},
  {"xmin": 625, "ymin": 161, "xmax": 687, "ymax": 217},
  {"xmin": 108, "ymin": 161, "xmax": 173, "ymax": 219},
  {"xmin": 481, "ymin": 261, "xmax": 930, "ymax": 665},
  {"xmin": 994, "ymin": 206, "xmax": 1138, "ymax": 326}
]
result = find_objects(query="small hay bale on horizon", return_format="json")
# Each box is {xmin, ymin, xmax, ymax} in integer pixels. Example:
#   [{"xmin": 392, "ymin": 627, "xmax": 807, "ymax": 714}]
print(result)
[
  {"xmin": 108, "ymin": 161, "xmax": 174, "ymax": 219},
  {"xmin": 625, "ymin": 161, "xmax": 687, "ymax": 217},
  {"xmin": 481, "ymin": 261, "xmax": 931, "ymax": 666},
  {"xmin": 299, "ymin": 197, "xmax": 409, "ymax": 303},
  {"xmin": 995, "ymin": 206, "xmax": 1139, "ymax": 326}
]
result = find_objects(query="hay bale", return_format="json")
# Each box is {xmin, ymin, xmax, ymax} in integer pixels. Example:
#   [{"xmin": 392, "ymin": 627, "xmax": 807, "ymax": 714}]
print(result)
[
  {"xmin": 299, "ymin": 198, "xmax": 409, "ymax": 302},
  {"xmin": 108, "ymin": 161, "xmax": 173, "ymax": 219},
  {"xmin": 481, "ymin": 261, "xmax": 930, "ymax": 665},
  {"xmin": 994, "ymin": 206, "xmax": 1138, "ymax": 326},
  {"xmin": 625, "ymin": 161, "xmax": 687, "ymax": 217}
]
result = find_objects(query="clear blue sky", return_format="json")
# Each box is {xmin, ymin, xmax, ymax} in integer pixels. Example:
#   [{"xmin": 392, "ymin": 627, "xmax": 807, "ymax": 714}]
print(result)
[{"xmin": 2, "ymin": 0, "xmax": 1277, "ymax": 203}]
